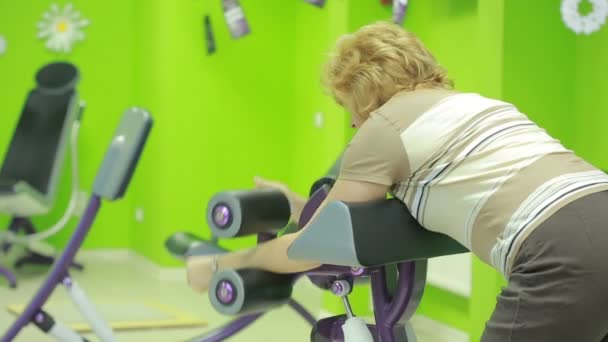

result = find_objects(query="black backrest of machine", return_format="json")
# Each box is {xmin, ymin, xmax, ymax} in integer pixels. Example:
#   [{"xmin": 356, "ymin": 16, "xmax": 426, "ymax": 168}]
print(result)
[{"xmin": 0, "ymin": 62, "xmax": 78, "ymax": 196}]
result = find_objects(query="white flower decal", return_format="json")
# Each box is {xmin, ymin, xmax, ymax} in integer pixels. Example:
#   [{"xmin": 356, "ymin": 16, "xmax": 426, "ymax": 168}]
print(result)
[
  {"xmin": 561, "ymin": 0, "xmax": 608, "ymax": 35},
  {"xmin": 37, "ymin": 3, "xmax": 90, "ymax": 53}
]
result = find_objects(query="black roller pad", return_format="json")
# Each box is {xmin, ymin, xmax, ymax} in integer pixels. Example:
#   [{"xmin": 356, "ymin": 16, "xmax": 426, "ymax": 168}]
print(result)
[
  {"xmin": 207, "ymin": 189, "xmax": 291, "ymax": 238},
  {"xmin": 235, "ymin": 269, "xmax": 295, "ymax": 315}
]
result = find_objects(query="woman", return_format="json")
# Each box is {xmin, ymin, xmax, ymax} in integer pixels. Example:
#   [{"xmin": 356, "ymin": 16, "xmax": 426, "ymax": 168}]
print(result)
[{"xmin": 187, "ymin": 21, "xmax": 608, "ymax": 341}]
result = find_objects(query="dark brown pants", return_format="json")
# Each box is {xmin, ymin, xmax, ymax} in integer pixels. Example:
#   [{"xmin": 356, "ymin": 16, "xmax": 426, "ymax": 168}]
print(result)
[{"xmin": 481, "ymin": 191, "xmax": 608, "ymax": 342}]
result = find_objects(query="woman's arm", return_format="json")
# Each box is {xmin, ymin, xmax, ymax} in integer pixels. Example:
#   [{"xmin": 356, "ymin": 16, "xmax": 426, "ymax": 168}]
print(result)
[
  {"xmin": 254, "ymin": 176, "xmax": 308, "ymax": 222},
  {"xmin": 186, "ymin": 178, "xmax": 389, "ymax": 293}
]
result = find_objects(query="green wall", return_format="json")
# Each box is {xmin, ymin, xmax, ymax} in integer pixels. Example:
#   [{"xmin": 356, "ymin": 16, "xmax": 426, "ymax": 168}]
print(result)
[
  {"xmin": 128, "ymin": 0, "xmax": 358, "ymax": 266},
  {"xmin": 572, "ymin": 13, "xmax": 608, "ymax": 170},
  {"xmin": 292, "ymin": 0, "xmax": 351, "ymax": 197},
  {"xmin": 129, "ymin": 0, "xmax": 300, "ymax": 266},
  {"xmin": 503, "ymin": 0, "xmax": 577, "ymax": 145}
]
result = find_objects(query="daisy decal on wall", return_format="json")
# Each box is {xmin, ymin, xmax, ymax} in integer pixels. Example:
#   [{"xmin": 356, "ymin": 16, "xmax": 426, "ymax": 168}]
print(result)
[
  {"xmin": 37, "ymin": 3, "xmax": 90, "ymax": 53},
  {"xmin": 561, "ymin": 0, "xmax": 608, "ymax": 35}
]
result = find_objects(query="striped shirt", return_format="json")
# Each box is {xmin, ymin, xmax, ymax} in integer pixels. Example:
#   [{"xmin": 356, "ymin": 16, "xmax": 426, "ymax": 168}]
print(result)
[{"xmin": 340, "ymin": 89, "xmax": 608, "ymax": 276}]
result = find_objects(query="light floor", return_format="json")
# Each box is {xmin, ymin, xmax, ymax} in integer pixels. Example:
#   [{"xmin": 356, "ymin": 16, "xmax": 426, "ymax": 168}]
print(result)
[{"xmin": 0, "ymin": 250, "xmax": 468, "ymax": 342}]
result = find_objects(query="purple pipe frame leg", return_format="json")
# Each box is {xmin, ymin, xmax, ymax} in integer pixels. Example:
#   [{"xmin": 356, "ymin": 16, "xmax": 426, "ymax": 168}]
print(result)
[
  {"xmin": 371, "ymin": 262, "xmax": 416, "ymax": 342},
  {"xmin": 193, "ymin": 312, "xmax": 265, "ymax": 342},
  {"xmin": 310, "ymin": 263, "xmax": 417, "ymax": 342},
  {"xmin": 192, "ymin": 298, "xmax": 314, "ymax": 342},
  {"xmin": 287, "ymin": 299, "xmax": 317, "ymax": 326},
  {"xmin": 1, "ymin": 196, "xmax": 102, "ymax": 342},
  {"xmin": 0, "ymin": 266, "xmax": 16, "ymax": 288},
  {"xmin": 196, "ymin": 300, "xmax": 315, "ymax": 342}
]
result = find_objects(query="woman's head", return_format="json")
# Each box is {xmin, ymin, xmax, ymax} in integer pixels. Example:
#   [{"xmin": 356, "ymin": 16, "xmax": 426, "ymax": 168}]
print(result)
[{"xmin": 322, "ymin": 21, "xmax": 453, "ymax": 126}]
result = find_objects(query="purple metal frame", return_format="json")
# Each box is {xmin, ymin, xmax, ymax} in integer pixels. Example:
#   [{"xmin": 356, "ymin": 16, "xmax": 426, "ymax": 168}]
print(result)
[
  {"xmin": 0, "ymin": 266, "xmax": 16, "ymax": 288},
  {"xmin": 1, "ymin": 196, "xmax": 101, "ymax": 342},
  {"xmin": 1, "ymin": 216, "xmax": 84, "ymax": 289},
  {"xmin": 370, "ymin": 262, "xmax": 417, "ymax": 342},
  {"xmin": 287, "ymin": 298, "xmax": 317, "ymax": 326},
  {"xmin": 302, "ymin": 262, "xmax": 420, "ymax": 342},
  {"xmin": 190, "ymin": 297, "xmax": 317, "ymax": 342},
  {"xmin": 191, "ymin": 312, "xmax": 265, "ymax": 342}
]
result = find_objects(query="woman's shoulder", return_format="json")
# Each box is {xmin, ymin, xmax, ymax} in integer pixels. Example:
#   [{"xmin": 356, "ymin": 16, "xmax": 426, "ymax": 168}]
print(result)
[{"xmin": 374, "ymin": 88, "xmax": 459, "ymax": 132}]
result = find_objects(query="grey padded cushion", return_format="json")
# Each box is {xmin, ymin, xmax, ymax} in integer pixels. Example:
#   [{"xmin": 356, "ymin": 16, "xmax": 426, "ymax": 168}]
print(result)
[{"xmin": 93, "ymin": 108, "xmax": 152, "ymax": 201}]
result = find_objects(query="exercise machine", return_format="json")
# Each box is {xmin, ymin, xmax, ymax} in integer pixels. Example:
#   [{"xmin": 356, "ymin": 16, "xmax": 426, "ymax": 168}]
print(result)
[
  {"xmin": 0, "ymin": 62, "xmax": 85, "ymax": 288},
  {"xmin": 167, "ymin": 155, "xmax": 468, "ymax": 341},
  {"xmin": 2, "ymin": 107, "xmax": 153, "ymax": 342}
]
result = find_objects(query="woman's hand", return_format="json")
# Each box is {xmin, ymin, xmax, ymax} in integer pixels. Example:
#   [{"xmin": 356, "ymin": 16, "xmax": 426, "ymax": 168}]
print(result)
[
  {"xmin": 186, "ymin": 255, "xmax": 216, "ymax": 294},
  {"xmin": 254, "ymin": 176, "xmax": 306, "ymax": 222}
]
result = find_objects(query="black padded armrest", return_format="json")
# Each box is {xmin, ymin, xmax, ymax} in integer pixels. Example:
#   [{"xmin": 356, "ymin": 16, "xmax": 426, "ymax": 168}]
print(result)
[{"xmin": 288, "ymin": 199, "xmax": 468, "ymax": 267}]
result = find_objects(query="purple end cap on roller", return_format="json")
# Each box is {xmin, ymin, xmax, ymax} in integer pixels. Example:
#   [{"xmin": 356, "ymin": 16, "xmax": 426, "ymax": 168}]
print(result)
[
  {"xmin": 34, "ymin": 312, "xmax": 44, "ymax": 324},
  {"xmin": 331, "ymin": 281, "xmax": 345, "ymax": 296},
  {"xmin": 351, "ymin": 267, "xmax": 365, "ymax": 276},
  {"xmin": 217, "ymin": 280, "xmax": 236, "ymax": 304},
  {"xmin": 62, "ymin": 277, "xmax": 73, "ymax": 288},
  {"xmin": 213, "ymin": 204, "xmax": 232, "ymax": 228}
]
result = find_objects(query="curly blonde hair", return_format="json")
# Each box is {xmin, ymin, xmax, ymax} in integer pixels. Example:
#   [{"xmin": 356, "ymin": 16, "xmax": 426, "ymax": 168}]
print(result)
[{"xmin": 322, "ymin": 21, "xmax": 453, "ymax": 119}]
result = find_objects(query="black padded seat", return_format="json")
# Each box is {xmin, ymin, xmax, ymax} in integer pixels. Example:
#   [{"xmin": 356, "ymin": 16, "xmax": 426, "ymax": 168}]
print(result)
[
  {"xmin": 288, "ymin": 199, "xmax": 468, "ymax": 267},
  {"xmin": 0, "ymin": 62, "xmax": 80, "ymax": 217}
]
